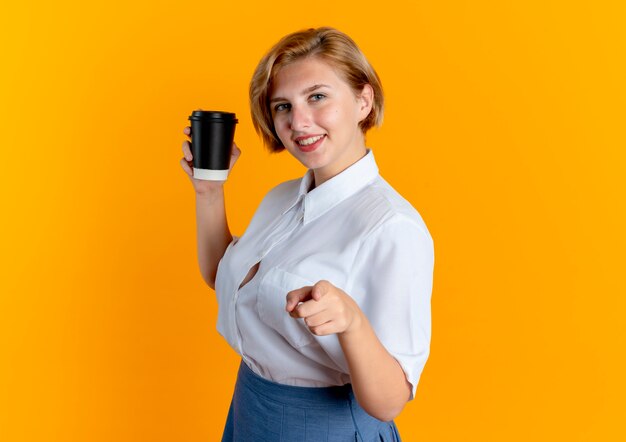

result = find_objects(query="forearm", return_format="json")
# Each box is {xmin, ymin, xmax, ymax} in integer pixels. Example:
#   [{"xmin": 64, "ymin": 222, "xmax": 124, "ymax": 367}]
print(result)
[
  {"xmin": 195, "ymin": 188, "xmax": 232, "ymax": 289},
  {"xmin": 338, "ymin": 314, "xmax": 411, "ymax": 422}
]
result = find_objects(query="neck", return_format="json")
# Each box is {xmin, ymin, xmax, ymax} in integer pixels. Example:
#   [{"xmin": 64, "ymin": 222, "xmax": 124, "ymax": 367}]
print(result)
[{"xmin": 313, "ymin": 145, "xmax": 367, "ymax": 188}]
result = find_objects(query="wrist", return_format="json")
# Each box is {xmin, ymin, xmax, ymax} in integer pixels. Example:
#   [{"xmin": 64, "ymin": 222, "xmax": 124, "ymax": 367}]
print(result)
[
  {"xmin": 195, "ymin": 186, "xmax": 224, "ymax": 201},
  {"xmin": 341, "ymin": 309, "xmax": 366, "ymax": 338}
]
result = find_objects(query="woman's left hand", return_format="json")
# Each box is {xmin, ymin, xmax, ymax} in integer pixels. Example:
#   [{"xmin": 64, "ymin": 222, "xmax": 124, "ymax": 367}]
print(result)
[{"xmin": 285, "ymin": 281, "xmax": 364, "ymax": 336}]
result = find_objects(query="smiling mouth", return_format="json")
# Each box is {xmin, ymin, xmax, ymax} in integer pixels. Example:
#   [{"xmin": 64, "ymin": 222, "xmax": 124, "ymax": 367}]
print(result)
[{"xmin": 296, "ymin": 135, "xmax": 325, "ymax": 146}]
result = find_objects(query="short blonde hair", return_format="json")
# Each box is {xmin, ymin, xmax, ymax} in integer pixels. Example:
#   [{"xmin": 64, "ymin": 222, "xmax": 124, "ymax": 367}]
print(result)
[{"xmin": 249, "ymin": 27, "xmax": 384, "ymax": 152}]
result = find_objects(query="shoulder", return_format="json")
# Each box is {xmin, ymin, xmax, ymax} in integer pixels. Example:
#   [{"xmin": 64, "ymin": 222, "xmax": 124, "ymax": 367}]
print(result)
[
  {"xmin": 256, "ymin": 176, "xmax": 301, "ymax": 213},
  {"xmin": 348, "ymin": 176, "xmax": 433, "ymax": 247},
  {"xmin": 266, "ymin": 176, "xmax": 301, "ymax": 199}
]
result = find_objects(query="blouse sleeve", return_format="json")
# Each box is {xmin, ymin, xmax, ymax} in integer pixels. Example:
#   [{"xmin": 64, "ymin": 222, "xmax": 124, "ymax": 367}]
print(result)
[{"xmin": 345, "ymin": 215, "xmax": 434, "ymax": 400}]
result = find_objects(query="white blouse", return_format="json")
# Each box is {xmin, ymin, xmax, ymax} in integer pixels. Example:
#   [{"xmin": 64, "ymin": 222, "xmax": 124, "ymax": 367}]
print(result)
[{"xmin": 214, "ymin": 149, "xmax": 434, "ymax": 399}]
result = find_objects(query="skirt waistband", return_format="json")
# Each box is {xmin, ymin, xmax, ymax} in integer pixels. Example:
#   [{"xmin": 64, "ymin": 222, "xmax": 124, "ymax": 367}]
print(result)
[{"xmin": 237, "ymin": 360, "xmax": 354, "ymax": 409}]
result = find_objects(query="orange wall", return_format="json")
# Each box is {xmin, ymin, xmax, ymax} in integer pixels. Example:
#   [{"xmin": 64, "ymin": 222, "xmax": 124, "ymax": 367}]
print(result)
[{"xmin": 1, "ymin": 1, "xmax": 624, "ymax": 440}]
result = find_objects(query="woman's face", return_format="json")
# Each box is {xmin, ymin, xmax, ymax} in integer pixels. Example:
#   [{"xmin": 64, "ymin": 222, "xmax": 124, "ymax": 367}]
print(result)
[{"xmin": 270, "ymin": 57, "xmax": 373, "ymax": 187}]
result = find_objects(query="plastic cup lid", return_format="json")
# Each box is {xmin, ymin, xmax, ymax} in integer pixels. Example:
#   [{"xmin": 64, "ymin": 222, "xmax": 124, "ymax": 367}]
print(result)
[{"xmin": 189, "ymin": 111, "xmax": 238, "ymax": 123}]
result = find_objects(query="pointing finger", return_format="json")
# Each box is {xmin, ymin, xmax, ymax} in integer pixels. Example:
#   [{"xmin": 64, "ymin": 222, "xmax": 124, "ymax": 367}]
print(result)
[
  {"xmin": 311, "ymin": 281, "xmax": 330, "ymax": 301},
  {"xmin": 285, "ymin": 286, "xmax": 313, "ymax": 312},
  {"xmin": 292, "ymin": 298, "xmax": 327, "ymax": 319}
]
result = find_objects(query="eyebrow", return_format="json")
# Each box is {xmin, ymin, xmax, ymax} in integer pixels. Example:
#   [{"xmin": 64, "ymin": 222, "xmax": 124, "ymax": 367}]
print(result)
[{"xmin": 269, "ymin": 84, "xmax": 331, "ymax": 103}]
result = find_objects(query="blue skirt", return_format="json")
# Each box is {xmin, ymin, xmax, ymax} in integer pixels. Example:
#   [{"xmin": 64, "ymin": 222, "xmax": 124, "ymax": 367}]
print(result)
[{"xmin": 221, "ymin": 360, "xmax": 402, "ymax": 441}]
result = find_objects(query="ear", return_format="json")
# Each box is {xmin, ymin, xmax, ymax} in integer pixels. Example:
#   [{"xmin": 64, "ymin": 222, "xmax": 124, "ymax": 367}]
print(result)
[{"xmin": 357, "ymin": 84, "xmax": 374, "ymax": 123}]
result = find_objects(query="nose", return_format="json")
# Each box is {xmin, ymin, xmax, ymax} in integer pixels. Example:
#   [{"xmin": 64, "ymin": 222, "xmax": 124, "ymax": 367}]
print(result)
[{"xmin": 288, "ymin": 105, "xmax": 311, "ymax": 131}]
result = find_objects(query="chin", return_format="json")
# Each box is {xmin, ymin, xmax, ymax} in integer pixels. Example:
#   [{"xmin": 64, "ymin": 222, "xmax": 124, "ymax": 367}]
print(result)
[{"xmin": 302, "ymin": 155, "xmax": 328, "ymax": 171}]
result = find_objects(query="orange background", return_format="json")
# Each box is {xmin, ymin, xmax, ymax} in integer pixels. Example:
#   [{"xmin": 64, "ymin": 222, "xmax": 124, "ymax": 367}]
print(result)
[{"xmin": 1, "ymin": 1, "xmax": 625, "ymax": 440}]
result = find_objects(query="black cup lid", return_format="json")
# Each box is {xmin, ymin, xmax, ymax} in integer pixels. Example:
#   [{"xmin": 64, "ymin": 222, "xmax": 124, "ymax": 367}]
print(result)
[{"xmin": 189, "ymin": 110, "xmax": 238, "ymax": 123}]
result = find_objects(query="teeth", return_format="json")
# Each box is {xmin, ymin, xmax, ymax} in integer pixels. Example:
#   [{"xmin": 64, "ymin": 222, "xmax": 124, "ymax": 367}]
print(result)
[{"xmin": 297, "ymin": 135, "xmax": 324, "ymax": 146}]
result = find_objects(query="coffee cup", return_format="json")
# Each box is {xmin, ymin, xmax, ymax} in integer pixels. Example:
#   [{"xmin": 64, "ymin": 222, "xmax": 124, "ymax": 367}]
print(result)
[{"xmin": 188, "ymin": 110, "xmax": 238, "ymax": 180}]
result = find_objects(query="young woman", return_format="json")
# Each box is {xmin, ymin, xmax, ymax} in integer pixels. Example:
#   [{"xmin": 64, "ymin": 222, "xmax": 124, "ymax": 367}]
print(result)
[{"xmin": 180, "ymin": 27, "xmax": 434, "ymax": 442}]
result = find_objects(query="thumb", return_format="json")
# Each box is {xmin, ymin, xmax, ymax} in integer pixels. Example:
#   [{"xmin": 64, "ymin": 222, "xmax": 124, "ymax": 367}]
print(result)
[{"xmin": 229, "ymin": 142, "xmax": 242, "ymax": 170}]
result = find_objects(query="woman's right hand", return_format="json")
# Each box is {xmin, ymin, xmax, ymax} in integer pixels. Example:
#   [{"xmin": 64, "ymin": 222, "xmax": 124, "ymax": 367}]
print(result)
[{"xmin": 180, "ymin": 125, "xmax": 242, "ymax": 195}]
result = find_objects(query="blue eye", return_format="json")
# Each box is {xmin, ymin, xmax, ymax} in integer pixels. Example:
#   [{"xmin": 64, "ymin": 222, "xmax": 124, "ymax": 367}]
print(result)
[
  {"xmin": 310, "ymin": 93, "xmax": 325, "ymax": 101},
  {"xmin": 274, "ymin": 103, "xmax": 290, "ymax": 112}
]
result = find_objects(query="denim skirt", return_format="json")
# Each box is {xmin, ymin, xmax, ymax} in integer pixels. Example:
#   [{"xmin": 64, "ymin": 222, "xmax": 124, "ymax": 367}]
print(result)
[{"xmin": 221, "ymin": 360, "xmax": 401, "ymax": 442}]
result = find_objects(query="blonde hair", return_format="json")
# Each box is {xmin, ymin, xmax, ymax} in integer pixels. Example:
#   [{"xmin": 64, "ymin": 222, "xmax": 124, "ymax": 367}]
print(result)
[{"xmin": 249, "ymin": 27, "xmax": 384, "ymax": 152}]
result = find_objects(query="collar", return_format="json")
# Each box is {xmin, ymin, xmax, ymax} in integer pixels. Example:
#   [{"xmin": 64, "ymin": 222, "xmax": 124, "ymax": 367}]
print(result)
[{"xmin": 281, "ymin": 148, "xmax": 380, "ymax": 225}]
